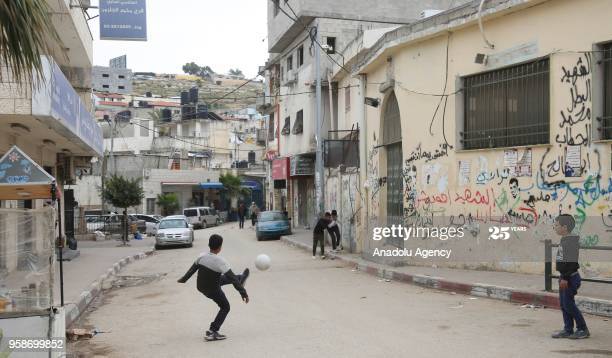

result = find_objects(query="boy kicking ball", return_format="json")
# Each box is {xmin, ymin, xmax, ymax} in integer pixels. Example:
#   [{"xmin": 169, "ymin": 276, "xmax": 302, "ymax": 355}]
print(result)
[{"xmin": 178, "ymin": 234, "xmax": 250, "ymax": 341}]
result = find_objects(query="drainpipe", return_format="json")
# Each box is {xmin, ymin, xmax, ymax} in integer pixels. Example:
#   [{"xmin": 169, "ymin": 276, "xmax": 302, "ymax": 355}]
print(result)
[{"xmin": 357, "ymin": 74, "xmax": 367, "ymax": 253}]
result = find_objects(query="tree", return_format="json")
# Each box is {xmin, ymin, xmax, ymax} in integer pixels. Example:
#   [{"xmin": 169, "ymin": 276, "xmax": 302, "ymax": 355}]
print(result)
[
  {"xmin": 0, "ymin": 0, "xmax": 64, "ymax": 85},
  {"xmin": 182, "ymin": 62, "xmax": 215, "ymax": 79},
  {"xmin": 219, "ymin": 173, "xmax": 249, "ymax": 211},
  {"xmin": 229, "ymin": 68, "xmax": 244, "ymax": 77},
  {"xmin": 156, "ymin": 193, "xmax": 179, "ymax": 216},
  {"xmin": 100, "ymin": 175, "xmax": 144, "ymax": 245}
]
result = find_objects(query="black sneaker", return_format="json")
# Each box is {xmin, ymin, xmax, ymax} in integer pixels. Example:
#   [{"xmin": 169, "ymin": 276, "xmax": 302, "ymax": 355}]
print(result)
[
  {"xmin": 551, "ymin": 330, "xmax": 572, "ymax": 338},
  {"xmin": 569, "ymin": 329, "xmax": 590, "ymax": 339},
  {"xmin": 205, "ymin": 330, "xmax": 227, "ymax": 341},
  {"xmin": 240, "ymin": 268, "xmax": 250, "ymax": 286}
]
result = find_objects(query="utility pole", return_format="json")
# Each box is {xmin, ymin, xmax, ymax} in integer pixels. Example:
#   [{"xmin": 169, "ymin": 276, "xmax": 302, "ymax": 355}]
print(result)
[
  {"xmin": 314, "ymin": 23, "xmax": 325, "ymax": 218},
  {"xmin": 109, "ymin": 116, "xmax": 116, "ymax": 175}
]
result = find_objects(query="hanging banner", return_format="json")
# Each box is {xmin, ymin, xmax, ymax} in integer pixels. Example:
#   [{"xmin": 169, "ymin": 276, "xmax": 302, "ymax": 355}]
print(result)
[{"xmin": 100, "ymin": 0, "xmax": 148, "ymax": 41}]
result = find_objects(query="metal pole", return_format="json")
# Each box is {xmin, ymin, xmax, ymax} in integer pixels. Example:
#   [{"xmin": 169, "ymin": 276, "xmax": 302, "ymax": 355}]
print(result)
[
  {"xmin": 57, "ymin": 197, "xmax": 64, "ymax": 307},
  {"xmin": 315, "ymin": 24, "xmax": 325, "ymax": 218},
  {"xmin": 544, "ymin": 239, "xmax": 552, "ymax": 291},
  {"xmin": 109, "ymin": 116, "xmax": 116, "ymax": 175}
]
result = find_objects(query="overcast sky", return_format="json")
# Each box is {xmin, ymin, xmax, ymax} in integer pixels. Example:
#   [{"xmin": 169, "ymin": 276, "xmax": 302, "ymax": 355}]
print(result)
[{"xmin": 90, "ymin": 0, "xmax": 268, "ymax": 78}]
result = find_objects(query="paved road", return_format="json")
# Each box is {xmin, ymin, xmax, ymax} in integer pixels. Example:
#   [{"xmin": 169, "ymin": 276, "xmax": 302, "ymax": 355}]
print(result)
[{"xmin": 69, "ymin": 224, "xmax": 612, "ymax": 358}]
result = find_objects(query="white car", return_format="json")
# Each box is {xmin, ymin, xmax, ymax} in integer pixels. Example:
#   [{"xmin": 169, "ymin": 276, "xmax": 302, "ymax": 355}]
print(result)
[
  {"xmin": 183, "ymin": 207, "xmax": 221, "ymax": 229},
  {"xmin": 134, "ymin": 214, "xmax": 161, "ymax": 236},
  {"xmin": 155, "ymin": 216, "xmax": 194, "ymax": 249}
]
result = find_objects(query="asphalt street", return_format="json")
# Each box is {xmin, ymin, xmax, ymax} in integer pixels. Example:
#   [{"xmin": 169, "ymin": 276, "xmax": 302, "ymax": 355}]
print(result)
[{"xmin": 68, "ymin": 223, "xmax": 612, "ymax": 358}]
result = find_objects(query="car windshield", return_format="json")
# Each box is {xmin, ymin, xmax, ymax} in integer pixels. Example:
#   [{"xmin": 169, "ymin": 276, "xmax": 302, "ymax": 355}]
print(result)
[
  {"xmin": 159, "ymin": 219, "xmax": 187, "ymax": 229},
  {"xmin": 184, "ymin": 209, "xmax": 198, "ymax": 217},
  {"xmin": 259, "ymin": 212, "xmax": 286, "ymax": 222}
]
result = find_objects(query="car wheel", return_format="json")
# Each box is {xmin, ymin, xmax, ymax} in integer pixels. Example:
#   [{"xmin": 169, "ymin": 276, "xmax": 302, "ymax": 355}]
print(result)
[
  {"xmin": 187, "ymin": 241, "xmax": 193, "ymax": 248},
  {"xmin": 257, "ymin": 236, "xmax": 262, "ymax": 241},
  {"xmin": 155, "ymin": 244, "xmax": 161, "ymax": 250}
]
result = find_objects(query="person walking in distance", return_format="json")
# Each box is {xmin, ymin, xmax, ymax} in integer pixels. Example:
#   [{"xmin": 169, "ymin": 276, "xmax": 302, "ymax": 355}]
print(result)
[
  {"xmin": 178, "ymin": 234, "xmax": 250, "ymax": 341},
  {"xmin": 238, "ymin": 203, "xmax": 246, "ymax": 229},
  {"xmin": 313, "ymin": 212, "xmax": 331, "ymax": 259},
  {"xmin": 250, "ymin": 202, "xmax": 259, "ymax": 227},
  {"xmin": 328, "ymin": 209, "xmax": 342, "ymax": 252}
]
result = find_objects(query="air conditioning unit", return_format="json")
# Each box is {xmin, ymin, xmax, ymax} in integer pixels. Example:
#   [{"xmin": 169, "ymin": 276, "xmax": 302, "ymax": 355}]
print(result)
[
  {"xmin": 144, "ymin": 169, "xmax": 151, "ymax": 179},
  {"xmin": 283, "ymin": 69, "xmax": 297, "ymax": 86}
]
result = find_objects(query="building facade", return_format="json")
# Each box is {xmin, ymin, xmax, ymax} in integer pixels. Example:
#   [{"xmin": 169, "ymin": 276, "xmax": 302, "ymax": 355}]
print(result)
[
  {"xmin": 337, "ymin": 0, "xmax": 612, "ymax": 275},
  {"xmin": 265, "ymin": 0, "xmax": 468, "ymax": 230},
  {"xmin": 92, "ymin": 65, "xmax": 133, "ymax": 94}
]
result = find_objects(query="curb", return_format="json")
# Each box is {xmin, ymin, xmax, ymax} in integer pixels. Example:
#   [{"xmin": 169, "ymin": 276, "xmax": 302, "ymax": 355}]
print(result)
[
  {"xmin": 280, "ymin": 236, "xmax": 612, "ymax": 318},
  {"xmin": 65, "ymin": 249, "xmax": 156, "ymax": 328}
]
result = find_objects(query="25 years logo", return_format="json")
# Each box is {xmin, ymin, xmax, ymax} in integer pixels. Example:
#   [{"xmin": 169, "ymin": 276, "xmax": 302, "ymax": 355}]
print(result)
[
  {"xmin": 488, "ymin": 227, "xmax": 510, "ymax": 240},
  {"xmin": 488, "ymin": 226, "xmax": 526, "ymax": 240}
]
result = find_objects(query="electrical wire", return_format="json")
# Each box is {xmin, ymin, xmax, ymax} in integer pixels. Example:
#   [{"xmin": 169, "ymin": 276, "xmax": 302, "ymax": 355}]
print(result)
[{"xmin": 428, "ymin": 32, "xmax": 451, "ymax": 137}]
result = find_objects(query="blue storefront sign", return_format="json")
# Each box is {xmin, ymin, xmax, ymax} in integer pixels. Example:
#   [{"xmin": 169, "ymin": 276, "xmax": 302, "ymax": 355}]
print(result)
[
  {"xmin": 50, "ymin": 63, "xmax": 79, "ymax": 133},
  {"xmin": 32, "ymin": 57, "xmax": 104, "ymax": 157},
  {"xmin": 100, "ymin": 0, "xmax": 147, "ymax": 41}
]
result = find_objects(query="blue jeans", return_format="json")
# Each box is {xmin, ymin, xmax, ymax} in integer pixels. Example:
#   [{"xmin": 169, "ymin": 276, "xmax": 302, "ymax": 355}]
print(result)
[{"xmin": 559, "ymin": 273, "xmax": 587, "ymax": 333}]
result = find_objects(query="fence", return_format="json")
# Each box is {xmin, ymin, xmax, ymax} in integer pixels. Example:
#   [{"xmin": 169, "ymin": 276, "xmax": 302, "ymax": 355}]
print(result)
[{"xmin": 544, "ymin": 239, "xmax": 612, "ymax": 291}]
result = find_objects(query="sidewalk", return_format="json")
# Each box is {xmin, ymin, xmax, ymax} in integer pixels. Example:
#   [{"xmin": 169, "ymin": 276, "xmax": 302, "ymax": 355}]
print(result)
[
  {"xmin": 282, "ymin": 229, "xmax": 612, "ymax": 318},
  {"xmin": 54, "ymin": 237, "xmax": 155, "ymax": 327}
]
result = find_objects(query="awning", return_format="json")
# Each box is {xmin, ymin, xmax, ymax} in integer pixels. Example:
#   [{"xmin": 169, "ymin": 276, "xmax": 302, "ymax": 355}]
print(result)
[
  {"xmin": 200, "ymin": 182, "xmax": 225, "ymax": 190},
  {"xmin": 161, "ymin": 182, "xmax": 198, "ymax": 186},
  {"xmin": 241, "ymin": 180, "xmax": 262, "ymax": 190}
]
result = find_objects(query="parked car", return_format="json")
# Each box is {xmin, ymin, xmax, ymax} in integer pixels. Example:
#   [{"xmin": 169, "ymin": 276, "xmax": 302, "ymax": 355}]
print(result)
[
  {"xmin": 134, "ymin": 214, "xmax": 161, "ymax": 236},
  {"xmin": 183, "ymin": 207, "xmax": 221, "ymax": 229},
  {"xmin": 101, "ymin": 214, "xmax": 146, "ymax": 234},
  {"xmin": 155, "ymin": 216, "xmax": 194, "ymax": 249},
  {"xmin": 256, "ymin": 211, "xmax": 291, "ymax": 241},
  {"xmin": 85, "ymin": 215, "xmax": 106, "ymax": 233}
]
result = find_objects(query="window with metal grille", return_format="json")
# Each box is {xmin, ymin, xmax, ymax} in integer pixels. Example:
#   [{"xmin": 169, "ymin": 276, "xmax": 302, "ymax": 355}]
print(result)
[
  {"xmin": 461, "ymin": 58, "xmax": 550, "ymax": 149},
  {"xmin": 292, "ymin": 110, "xmax": 303, "ymax": 134},
  {"xmin": 281, "ymin": 116, "xmax": 290, "ymax": 135},
  {"xmin": 383, "ymin": 92, "xmax": 403, "ymax": 237},
  {"xmin": 287, "ymin": 55, "xmax": 293, "ymax": 71},
  {"xmin": 603, "ymin": 43, "xmax": 612, "ymax": 140}
]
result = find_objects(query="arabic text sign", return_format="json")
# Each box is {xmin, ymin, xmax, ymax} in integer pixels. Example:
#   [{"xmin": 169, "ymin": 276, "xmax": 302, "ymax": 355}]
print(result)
[{"xmin": 100, "ymin": 0, "xmax": 147, "ymax": 41}]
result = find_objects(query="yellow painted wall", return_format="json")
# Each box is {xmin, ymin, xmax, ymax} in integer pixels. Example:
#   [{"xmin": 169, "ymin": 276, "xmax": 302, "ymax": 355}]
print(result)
[{"xmin": 357, "ymin": 0, "xmax": 612, "ymax": 274}]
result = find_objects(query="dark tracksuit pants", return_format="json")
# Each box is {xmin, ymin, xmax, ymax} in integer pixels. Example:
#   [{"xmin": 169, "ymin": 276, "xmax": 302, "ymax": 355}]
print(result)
[
  {"xmin": 329, "ymin": 226, "xmax": 341, "ymax": 250},
  {"xmin": 559, "ymin": 273, "xmax": 587, "ymax": 333},
  {"xmin": 313, "ymin": 233, "xmax": 324, "ymax": 256},
  {"xmin": 238, "ymin": 215, "xmax": 245, "ymax": 228},
  {"xmin": 203, "ymin": 273, "xmax": 245, "ymax": 332}
]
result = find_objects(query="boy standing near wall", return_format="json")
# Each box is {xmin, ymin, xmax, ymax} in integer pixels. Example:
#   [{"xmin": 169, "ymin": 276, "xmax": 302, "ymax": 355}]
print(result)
[{"xmin": 551, "ymin": 214, "xmax": 589, "ymax": 339}]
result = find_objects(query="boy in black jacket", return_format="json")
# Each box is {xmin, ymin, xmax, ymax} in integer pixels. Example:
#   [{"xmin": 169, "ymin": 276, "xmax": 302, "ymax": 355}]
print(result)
[
  {"xmin": 178, "ymin": 234, "xmax": 250, "ymax": 341},
  {"xmin": 551, "ymin": 214, "xmax": 589, "ymax": 339},
  {"xmin": 313, "ymin": 212, "xmax": 331, "ymax": 259}
]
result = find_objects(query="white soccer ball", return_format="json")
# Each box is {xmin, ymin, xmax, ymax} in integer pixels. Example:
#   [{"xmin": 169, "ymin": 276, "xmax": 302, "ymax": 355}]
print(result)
[{"xmin": 255, "ymin": 254, "xmax": 271, "ymax": 271}]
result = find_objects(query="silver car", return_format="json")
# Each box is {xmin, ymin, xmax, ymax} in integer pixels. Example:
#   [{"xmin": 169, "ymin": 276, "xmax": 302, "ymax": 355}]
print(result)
[{"xmin": 155, "ymin": 216, "xmax": 194, "ymax": 249}]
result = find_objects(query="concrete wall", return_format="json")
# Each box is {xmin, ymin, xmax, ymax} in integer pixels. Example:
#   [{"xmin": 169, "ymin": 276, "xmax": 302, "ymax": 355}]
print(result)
[
  {"xmin": 142, "ymin": 169, "xmax": 220, "ymax": 215},
  {"xmin": 355, "ymin": 0, "xmax": 612, "ymax": 274},
  {"xmin": 267, "ymin": 0, "xmax": 470, "ymax": 52},
  {"xmin": 92, "ymin": 66, "xmax": 133, "ymax": 94}
]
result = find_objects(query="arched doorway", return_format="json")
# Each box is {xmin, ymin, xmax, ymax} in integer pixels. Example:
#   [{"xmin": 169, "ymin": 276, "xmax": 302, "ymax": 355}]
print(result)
[{"xmin": 382, "ymin": 92, "xmax": 403, "ymax": 226}]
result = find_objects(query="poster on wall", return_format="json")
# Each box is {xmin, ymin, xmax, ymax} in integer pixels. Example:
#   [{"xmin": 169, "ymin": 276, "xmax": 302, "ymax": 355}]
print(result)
[
  {"xmin": 564, "ymin": 145, "xmax": 582, "ymax": 177},
  {"xmin": 516, "ymin": 149, "xmax": 532, "ymax": 177},
  {"xmin": 504, "ymin": 149, "xmax": 532, "ymax": 177},
  {"xmin": 503, "ymin": 150, "xmax": 518, "ymax": 177},
  {"xmin": 458, "ymin": 160, "xmax": 471, "ymax": 186}
]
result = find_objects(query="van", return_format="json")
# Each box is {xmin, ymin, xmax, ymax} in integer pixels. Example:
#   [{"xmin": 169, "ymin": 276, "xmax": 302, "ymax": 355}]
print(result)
[{"xmin": 182, "ymin": 207, "xmax": 220, "ymax": 229}]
